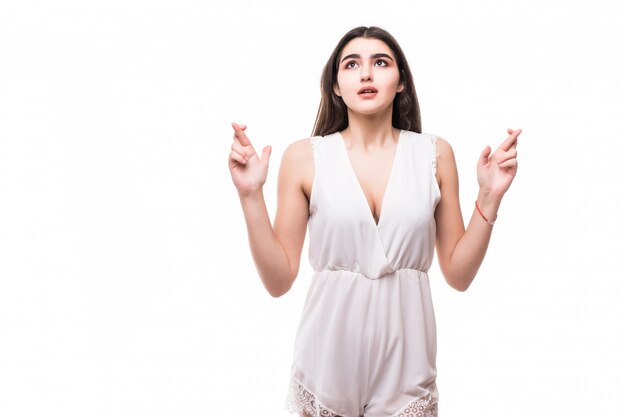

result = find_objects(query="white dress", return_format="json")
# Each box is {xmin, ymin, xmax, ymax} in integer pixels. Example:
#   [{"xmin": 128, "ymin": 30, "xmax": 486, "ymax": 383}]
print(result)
[{"xmin": 286, "ymin": 130, "xmax": 441, "ymax": 417}]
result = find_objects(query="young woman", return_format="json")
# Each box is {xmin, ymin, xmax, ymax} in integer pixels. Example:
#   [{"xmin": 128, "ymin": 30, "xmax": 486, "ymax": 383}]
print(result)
[{"xmin": 228, "ymin": 26, "xmax": 520, "ymax": 417}]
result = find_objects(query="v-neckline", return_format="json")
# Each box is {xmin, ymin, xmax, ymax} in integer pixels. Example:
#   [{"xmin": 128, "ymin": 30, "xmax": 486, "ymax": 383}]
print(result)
[{"xmin": 336, "ymin": 129, "xmax": 404, "ymax": 228}]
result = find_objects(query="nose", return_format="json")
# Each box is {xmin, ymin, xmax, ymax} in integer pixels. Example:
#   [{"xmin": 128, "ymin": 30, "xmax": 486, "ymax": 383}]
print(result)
[{"xmin": 360, "ymin": 69, "xmax": 372, "ymax": 82}]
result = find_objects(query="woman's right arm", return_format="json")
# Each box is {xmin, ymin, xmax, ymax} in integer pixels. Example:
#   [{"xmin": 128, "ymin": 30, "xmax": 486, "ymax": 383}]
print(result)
[{"xmin": 229, "ymin": 122, "xmax": 311, "ymax": 297}]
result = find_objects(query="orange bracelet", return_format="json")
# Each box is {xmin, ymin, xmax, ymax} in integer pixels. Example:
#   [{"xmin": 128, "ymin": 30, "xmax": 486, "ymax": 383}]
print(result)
[{"xmin": 475, "ymin": 200, "xmax": 496, "ymax": 226}]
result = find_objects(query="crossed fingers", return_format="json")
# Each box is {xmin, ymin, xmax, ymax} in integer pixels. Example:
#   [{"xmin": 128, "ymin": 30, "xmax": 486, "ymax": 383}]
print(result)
[
  {"xmin": 230, "ymin": 122, "xmax": 254, "ymax": 165},
  {"xmin": 500, "ymin": 128, "xmax": 521, "ymax": 151},
  {"xmin": 231, "ymin": 122, "xmax": 251, "ymax": 146},
  {"xmin": 495, "ymin": 128, "xmax": 521, "ymax": 168}
]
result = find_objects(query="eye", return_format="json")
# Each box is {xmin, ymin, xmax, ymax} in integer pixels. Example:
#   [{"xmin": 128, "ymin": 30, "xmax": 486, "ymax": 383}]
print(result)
[
  {"xmin": 345, "ymin": 60, "xmax": 358, "ymax": 69},
  {"xmin": 375, "ymin": 59, "xmax": 388, "ymax": 67}
]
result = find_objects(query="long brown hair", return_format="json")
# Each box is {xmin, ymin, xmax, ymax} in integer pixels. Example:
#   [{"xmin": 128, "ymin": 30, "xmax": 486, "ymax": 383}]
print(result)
[{"xmin": 311, "ymin": 26, "xmax": 421, "ymax": 137}]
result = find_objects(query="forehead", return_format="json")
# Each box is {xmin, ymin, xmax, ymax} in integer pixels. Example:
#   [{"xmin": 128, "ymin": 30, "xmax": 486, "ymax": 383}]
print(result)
[{"xmin": 340, "ymin": 37, "xmax": 395, "ymax": 60}]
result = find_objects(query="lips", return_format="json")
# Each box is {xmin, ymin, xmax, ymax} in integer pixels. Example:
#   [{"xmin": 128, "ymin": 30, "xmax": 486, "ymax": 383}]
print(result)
[{"xmin": 358, "ymin": 86, "xmax": 378, "ymax": 94}]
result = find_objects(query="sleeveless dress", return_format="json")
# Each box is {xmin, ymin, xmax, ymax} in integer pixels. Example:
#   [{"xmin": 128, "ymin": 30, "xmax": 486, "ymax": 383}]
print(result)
[{"xmin": 285, "ymin": 130, "xmax": 441, "ymax": 417}]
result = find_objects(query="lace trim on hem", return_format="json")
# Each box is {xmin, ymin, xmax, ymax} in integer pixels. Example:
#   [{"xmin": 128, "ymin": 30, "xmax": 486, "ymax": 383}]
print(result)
[
  {"xmin": 285, "ymin": 378, "xmax": 340, "ymax": 417},
  {"xmin": 430, "ymin": 135, "xmax": 438, "ymax": 178},
  {"xmin": 392, "ymin": 390, "xmax": 439, "ymax": 417},
  {"xmin": 309, "ymin": 136, "xmax": 319, "ymax": 170},
  {"xmin": 308, "ymin": 136, "xmax": 319, "ymax": 217}
]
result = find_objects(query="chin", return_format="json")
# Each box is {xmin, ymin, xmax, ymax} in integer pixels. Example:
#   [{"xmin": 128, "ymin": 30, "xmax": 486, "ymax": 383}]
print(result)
[{"xmin": 347, "ymin": 103, "xmax": 393, "ymax": 116}]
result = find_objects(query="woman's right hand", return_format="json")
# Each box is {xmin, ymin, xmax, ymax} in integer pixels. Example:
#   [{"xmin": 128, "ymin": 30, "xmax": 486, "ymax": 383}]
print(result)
[{"xmin": 228, "ymin": 122, "xmax": 272, "ymax": 197}]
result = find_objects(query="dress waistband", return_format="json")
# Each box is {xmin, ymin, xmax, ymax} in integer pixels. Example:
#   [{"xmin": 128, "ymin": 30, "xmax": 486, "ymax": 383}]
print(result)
[{"xmin": 316, "ymin": 266, "xmax": 427, "ymax": 280}]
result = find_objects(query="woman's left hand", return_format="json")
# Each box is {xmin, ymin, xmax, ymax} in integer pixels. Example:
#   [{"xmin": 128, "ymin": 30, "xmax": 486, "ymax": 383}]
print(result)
[{"xmin": 477, "ymin": 128, "xmax": 522, "ymax": 199}]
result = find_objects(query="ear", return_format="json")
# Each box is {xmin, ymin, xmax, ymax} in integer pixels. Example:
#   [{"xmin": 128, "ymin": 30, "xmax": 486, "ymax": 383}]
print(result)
[
  {"xmin": 397, "ymin": 69, "xmax": 406, "ymax": 93},
  {"xmin": 333, "ymin": 83, "xmax": 342, "ymax": 97}
]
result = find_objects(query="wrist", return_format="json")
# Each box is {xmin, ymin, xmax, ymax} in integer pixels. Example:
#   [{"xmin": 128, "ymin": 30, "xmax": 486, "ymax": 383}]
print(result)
[
  {"xmin": 477, "ymin": 188, "xmax": 503, "ymax": 206},
  {"xmin": 238, "ymin": 187, "xmax": 264, "ymax": 201},
  {"xmin": 476, "ymin": 190, "xmax": 501, "ymax": 225}
]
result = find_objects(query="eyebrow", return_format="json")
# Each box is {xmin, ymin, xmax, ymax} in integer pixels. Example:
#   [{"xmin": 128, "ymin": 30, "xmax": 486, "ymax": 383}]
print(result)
[{"xmin": 340, "ymin": 53, "xmax": 394, "ymax": 63}]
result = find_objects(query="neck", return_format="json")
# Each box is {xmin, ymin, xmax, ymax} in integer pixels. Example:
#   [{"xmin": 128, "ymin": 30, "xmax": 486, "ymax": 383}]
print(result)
[{"xmin": 341, "ymin": 106, "xmax": 398, "ymax": 150}]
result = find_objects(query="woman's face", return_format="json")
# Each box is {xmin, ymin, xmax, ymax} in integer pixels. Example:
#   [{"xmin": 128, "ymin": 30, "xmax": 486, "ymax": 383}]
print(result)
[{"xmin": 333, "ymin": 37, "xmax": 404, "ymax": 116}]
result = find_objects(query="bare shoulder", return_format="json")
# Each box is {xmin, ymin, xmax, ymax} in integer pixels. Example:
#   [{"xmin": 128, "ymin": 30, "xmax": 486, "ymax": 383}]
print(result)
[
  {"xmin": 282, "ymin": 137, "xmax": 313, "ymax": 165},
  {"xmin": 279, "ymin": 137, "xmax": 314, "ymax": 199},
  {"xmin": 435, "ymin": 136, "xmax": 454, "ymax": 159},
  {"xmin": 433, "ymin": 136, "xmax": 456, "ymax": 187}
]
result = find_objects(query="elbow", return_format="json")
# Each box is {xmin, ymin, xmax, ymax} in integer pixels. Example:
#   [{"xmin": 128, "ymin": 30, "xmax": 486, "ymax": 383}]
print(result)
[
  {"xmin": 443, "ymin": 271, "xmax": 473, "ymax": 292},
  {"xmin": 268, "ymin": 287, "xmax": 288, "ymax": 298},
  {"xmin": 447, "ymin": 278, "xmax": 469, "ymax": 292},
  {"xmin": 265, "ymin": 276, "xmax": 295, "ymax": 298}
]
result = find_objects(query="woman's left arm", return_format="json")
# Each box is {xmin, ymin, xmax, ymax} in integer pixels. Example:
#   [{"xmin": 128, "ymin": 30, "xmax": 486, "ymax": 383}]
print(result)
[{"xmin": 434, "ymin": 128, "xmax": 522, "ymax": 291}]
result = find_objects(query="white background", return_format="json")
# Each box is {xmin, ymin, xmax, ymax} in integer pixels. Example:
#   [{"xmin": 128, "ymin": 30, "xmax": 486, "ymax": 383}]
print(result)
[{"xmin": 1, "ymin": 0, "xmax": 625, "ymax": 416}]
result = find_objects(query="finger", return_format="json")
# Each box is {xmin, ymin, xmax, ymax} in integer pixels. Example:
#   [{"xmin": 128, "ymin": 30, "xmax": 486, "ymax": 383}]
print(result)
[
  {"xmin": 232, "ymin": 128, "xmax": 243, "ymax": 144},
  {"xmin": 233, "ymin": 147, "xmax": 249, "ymax": 163},
  {"xmin": 260, "ymin": 145, "xmax": 272, "ymax": 165},
  {"xmin": 496, "ymin": 148, "xmax": 517, "ymax": 164},
  {"xmin": 231, "ymin": 122, "xmax": 252, "ymax": 146},
  {"xmin": 499, "ymin": 128, "xmax": 522, "ymax": 151},
  {"xmin": 232, "ymin": 132, "xmax": 241, "ymax": 147},
  {"xmin": 478, "ymin": 145, "xmax": 491, "ymax": 166},
  {"xmin": 229, "ymin": 149, "xmax": 247, "ymax": 165},
  {"xmin": 231, "ymin": 140, "xmax": 251, "ymax": 159},
  {"xmin": 497, "ymin": 158, "xmax": 517, "ymax": 169},
  {"xmin": 232, "ymin": 130, "xmax": 251, "ymax": 148}
]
